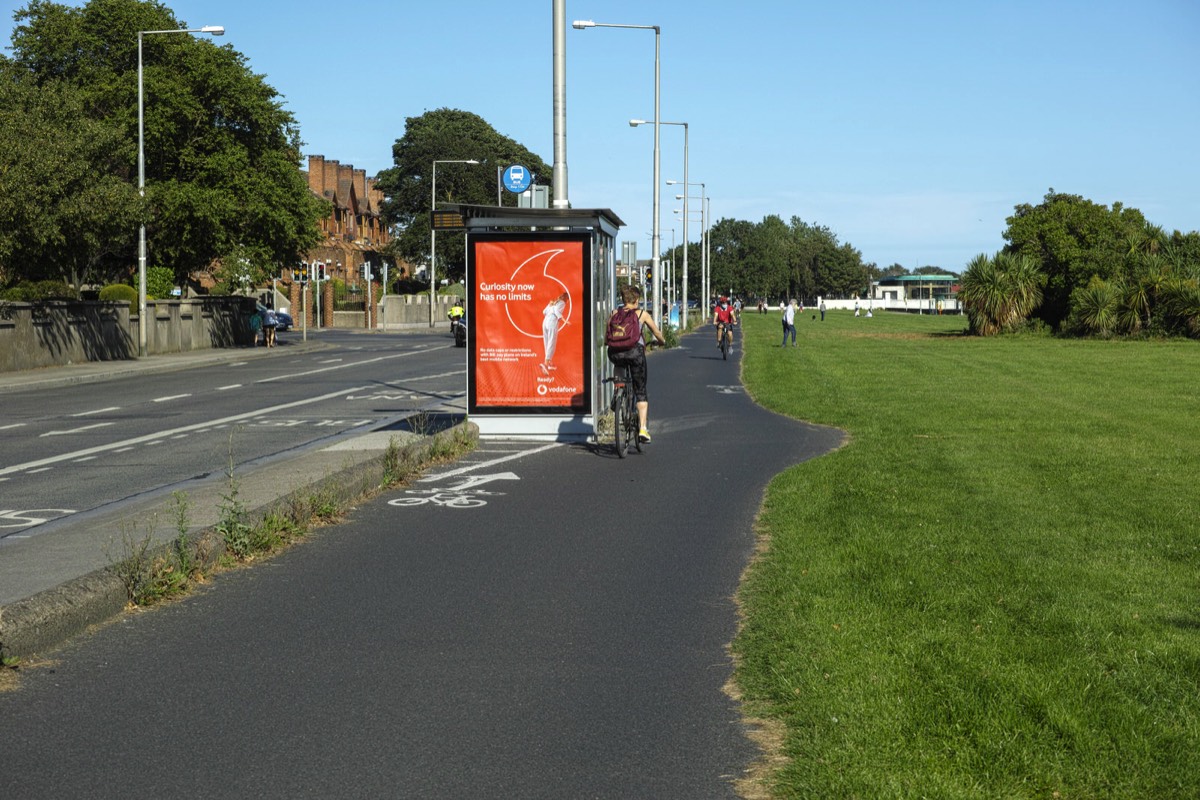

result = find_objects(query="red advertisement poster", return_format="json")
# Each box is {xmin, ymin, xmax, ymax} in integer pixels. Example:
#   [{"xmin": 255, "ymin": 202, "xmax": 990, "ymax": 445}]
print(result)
[{"xmin": 469, "ymin": 235, "xmax": 590, "ymax": 412}]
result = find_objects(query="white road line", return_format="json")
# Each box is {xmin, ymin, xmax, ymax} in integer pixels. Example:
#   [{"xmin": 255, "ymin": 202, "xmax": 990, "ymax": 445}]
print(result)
[
  {"xmin": 40, "ymin": 422, "xmax": 116, "ymax": 437},
  {"xmin": 71, "ymin": 406, "xmax": 120, "ymax": 417},
  {"xmin": 254, "ymin": 348, "xmax": 450, "ymax": 385},
  {"xmin": 0, "ymin": 423, "xmax": 26, "ymax": 430},
  {"xmin": 419, "ymin": 443, "xmax": 560, "ymax": 482},
  {"xmin": 153, "ymin": 394, "xmax": 192, "ymax": 403},
  {"xmin": 0, "ymin": 384, "xmax": 374, "ymax": 477},
  {"xmin": 217, "ymin": 385, "xmax": 242, "ymax": 391},
  {"xmin": 28, "ymin": 467, "xmax": 52, "ymax": 474}
]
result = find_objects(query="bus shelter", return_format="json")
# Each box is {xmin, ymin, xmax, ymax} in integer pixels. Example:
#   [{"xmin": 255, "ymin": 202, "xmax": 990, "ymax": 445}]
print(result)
[{"xmin": 436, "ymin": 204, "xmax": 624, "ymax": 441}]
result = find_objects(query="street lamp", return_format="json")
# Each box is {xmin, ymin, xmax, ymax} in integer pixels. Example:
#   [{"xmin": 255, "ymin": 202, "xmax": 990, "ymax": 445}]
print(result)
[
  {"xmin": 574, "ymin": 19, "xmax": 662, "ymax": 329},
  {"xmin": 670, "ymin": 180, "xmax": 706, "ymax": 310},
  {"xmin": 137, "ymin": 24, "xmax": 224, "ymax": 358},
  {"xmin": 639, "ymin": 120, "xmax": 688, "ymax": 325},
  {"xmin": 429, "ymin": 159, "xmax": 480, "ymax": 327}
]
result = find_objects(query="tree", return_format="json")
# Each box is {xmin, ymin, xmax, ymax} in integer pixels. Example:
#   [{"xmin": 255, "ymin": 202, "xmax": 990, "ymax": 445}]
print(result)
[
  {"xmin": 958, "ymin": 251, "xmax": 1044, "ymax": 336},
  {"xmin": 1002, "ymin": 189, "xmax": 1148, "ymax": 329},
  {"xmin": 0, "ymin": 62, "xmax": 141, "ymax": 291},
  {"xmin": 6, "ymin": 0, "xmax": 325, "ymax": 291},
  {"xmin": 375, "ymin": 108, "xmax": 551, "ymax": 283}
]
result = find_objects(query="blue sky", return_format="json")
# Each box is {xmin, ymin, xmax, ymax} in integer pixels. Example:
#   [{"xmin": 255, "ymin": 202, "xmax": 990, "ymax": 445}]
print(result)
[{"xmin": 4, "ymin": 0, "xmax": 1198, "ymax": 272}]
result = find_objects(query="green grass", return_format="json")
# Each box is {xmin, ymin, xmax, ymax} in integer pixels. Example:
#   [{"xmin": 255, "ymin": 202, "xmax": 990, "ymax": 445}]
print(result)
[{"xmin": 734, "ymin": 309, "xmax": 1200, "ymax": 799}]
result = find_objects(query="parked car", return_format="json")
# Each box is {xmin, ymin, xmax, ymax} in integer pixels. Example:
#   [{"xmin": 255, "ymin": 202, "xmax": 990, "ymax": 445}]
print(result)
[{"xmin": 275, "ymin": 310, "xmax": 293, "ymax": 331}]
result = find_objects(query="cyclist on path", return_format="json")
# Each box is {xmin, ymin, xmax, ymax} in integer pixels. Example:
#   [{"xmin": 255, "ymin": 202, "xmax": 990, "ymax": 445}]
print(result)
[
  {"xmin": 607, "ymin": 284, "xmax": 665, "ymax": 443},
  {"xmin": 713, "ymin": 296, "xmax": 738, "ymax": 350}
]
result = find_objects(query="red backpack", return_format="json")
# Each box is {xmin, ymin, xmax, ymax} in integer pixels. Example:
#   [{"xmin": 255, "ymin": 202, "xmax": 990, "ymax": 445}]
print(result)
[{"xmin": 605, "ymin": 307, "xmax": 643, "ymax": 350}]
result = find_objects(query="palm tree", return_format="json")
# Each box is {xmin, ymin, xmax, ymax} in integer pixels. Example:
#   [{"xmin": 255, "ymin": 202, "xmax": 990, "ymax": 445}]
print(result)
[
  {"xmin": 1072, "ymin": 277, "xmax": 1122, "ymax": 335},
  {"xmin": 958, "ymin": 253, "xmax": 1006, "ymax": 335}
]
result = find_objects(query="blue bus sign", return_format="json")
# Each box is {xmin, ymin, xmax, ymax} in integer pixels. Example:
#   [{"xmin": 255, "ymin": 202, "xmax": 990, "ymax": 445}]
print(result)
[{"xmin": 502, "ymin": 164, "xmax": 532, "ymax": 193}]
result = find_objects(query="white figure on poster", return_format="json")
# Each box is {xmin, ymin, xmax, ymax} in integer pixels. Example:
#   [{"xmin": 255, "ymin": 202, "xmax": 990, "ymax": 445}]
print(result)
[{"xmin": 541, "ymin": 292, "xmax": 569, "ymax": 374}]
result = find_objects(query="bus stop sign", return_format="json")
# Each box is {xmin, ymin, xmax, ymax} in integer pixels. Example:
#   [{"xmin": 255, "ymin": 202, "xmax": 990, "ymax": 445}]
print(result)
[{"xmin": 502, "ymin": 165, "xmax": 532, "ymax": 193}]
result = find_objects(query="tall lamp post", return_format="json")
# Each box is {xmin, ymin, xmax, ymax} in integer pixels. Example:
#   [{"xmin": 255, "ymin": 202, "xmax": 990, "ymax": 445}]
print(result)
[
  {"xmin": 634, "ymin": 120, "xmax": 688, "ymax": 327},
  {"xmin": 574, "ymin": 19, "xmax": 662, "ymax": 329},
  {"xmin": 672, "ymin": 181, "xmax": 706, "ymax": 308},
  {"xmin": 137, "ymin": 24, "xmax": 224, "ymax": 358},
  {"xmin": 429, "ymin": 159, "xmax": 479, "ymax": 327}
]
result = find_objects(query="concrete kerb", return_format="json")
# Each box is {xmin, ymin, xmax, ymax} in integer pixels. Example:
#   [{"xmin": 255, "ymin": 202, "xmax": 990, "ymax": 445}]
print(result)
[{"xmin": 0, "ymin": 419, "xmax": 478, "ymax": 663}]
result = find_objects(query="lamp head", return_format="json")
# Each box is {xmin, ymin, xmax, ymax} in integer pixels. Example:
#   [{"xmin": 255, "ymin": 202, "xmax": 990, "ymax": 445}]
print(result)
[
  {"xmin": 200, "ymin": 25, "xmax": 224, "ymax": 35},
  {"xmin": 629, "ymin": 119, "xmax": 647, "ymax": 127},
  {"xmin": 572, "ymin": 20, "xmax": 595, "ymax": 29}
]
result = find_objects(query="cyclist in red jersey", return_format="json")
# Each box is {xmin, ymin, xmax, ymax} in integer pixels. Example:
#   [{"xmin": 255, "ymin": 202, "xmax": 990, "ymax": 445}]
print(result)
[{"xmin": 712, "ymin": 296, "xmax": 738, "ymax": 349}]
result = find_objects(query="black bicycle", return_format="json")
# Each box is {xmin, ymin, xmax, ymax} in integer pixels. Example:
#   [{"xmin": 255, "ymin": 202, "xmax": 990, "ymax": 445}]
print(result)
[
  {"xmin": 717, "ymin": 320, "xmax": 734, "ymax": 360},
  {"xmin": 605, "ymin": 361, "xmax": 642, "ymax": 458}
]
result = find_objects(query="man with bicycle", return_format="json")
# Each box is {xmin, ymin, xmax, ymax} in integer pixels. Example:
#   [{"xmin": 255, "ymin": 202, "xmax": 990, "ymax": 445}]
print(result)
[
  {"xmin": 606, "ymin": 284, "xmax": 666, "ymax": 443},
  {"xmin": 712, "ymin": 296, "xmax": 738, "ymax": 350}
]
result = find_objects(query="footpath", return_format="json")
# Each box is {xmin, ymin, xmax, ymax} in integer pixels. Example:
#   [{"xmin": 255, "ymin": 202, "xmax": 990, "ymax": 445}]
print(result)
[{"xmin": 0, "ymin": 337, "xmax": 465, "ymax": 660}]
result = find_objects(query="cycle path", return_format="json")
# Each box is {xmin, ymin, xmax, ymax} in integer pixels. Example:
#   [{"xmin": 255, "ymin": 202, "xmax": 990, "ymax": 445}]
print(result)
[{"xmin": 1, "ymin": 327, "xmax": 844, "ymax": 799}]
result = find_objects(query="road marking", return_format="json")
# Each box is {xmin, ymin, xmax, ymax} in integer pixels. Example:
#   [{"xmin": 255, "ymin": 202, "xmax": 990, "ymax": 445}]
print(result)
[
  {"xmin": 40, "ymin": 422, "xmax": 116, "ymax": 437},
  {"xmin": 71, "ymin": 406, "xmax": 120, "ymax": 417},
  {"xmin": 153, "ymin": 394, "xmax": 192, "ymax": 403},
  {"xmin": 253, "ymin": 348, "xmax": 451, "ymax": 385},
  {"xmin": 0, "ymin": 423, "xmax": 26, "ymax": 430},
  {"xmin": 0, "ymin": 509, "xmax": 77, "ymax": 530},
  {"xmin": 420, "ymin": 443, "xmax": 559, "ymax": 481},
  {"xmin": 0, "ymin": 384, "xmax": 374, "ymax": 477},
  {"xmin": 217, "ymin": 384, "xmax": 242, "ymax": 391},
  {"xmin": 706, "ymin": 384, "xmax": 743, "ymax": 394}
]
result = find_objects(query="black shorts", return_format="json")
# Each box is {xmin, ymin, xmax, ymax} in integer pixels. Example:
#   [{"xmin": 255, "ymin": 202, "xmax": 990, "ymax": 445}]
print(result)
[{"xmin": 607, "ymin": 345, "xmax": 648, "ymax": 402}]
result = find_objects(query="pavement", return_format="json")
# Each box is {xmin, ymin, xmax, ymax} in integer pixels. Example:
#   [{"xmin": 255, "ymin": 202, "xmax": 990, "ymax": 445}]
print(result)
[{"xmin": 0, "ymin": 336, "xmax": 468, "ymax": 661}]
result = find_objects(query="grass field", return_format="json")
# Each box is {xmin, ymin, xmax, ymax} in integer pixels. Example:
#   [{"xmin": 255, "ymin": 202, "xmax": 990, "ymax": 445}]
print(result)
[{"xmin": 733, "ymin": 309, "xmax": 1200, "ymax": 799}]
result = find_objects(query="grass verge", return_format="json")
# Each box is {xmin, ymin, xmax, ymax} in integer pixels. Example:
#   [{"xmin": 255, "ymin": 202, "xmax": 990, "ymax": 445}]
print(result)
[{"xmin": 733, "ymin": 310, "xmax": 1200, "ymax": 798}]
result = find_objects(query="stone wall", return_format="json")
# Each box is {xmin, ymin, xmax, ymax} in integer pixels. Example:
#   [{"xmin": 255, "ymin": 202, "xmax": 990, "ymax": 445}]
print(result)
[{"xmin": 0, "ymin": 297, "xmax": 254, "ymax": 372}]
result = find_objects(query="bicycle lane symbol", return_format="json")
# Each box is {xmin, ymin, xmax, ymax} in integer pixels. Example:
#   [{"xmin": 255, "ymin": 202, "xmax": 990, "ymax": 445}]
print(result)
[{"xmin": 387, "ymin": 472, "xmax": 520, "ymax": 509}]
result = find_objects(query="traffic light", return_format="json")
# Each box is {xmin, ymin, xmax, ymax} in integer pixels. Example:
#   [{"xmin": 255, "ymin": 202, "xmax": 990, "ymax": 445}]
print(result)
[
  {"xmin": 298, "ymin": 262, "xmax": 309, "ymax": 283},
  {"xmin": 316, "ymin": 262, "xmax": 327, "ymax": 281},
  {"xmin": 645, "ymin": 266, "xmax": 653, "ymax": 284}
]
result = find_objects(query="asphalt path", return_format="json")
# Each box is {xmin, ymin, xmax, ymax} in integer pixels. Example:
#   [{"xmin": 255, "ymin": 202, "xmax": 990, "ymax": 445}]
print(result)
[{"xmin": 1, "ymin": 326, "xmax": 843, "ymax": 799}]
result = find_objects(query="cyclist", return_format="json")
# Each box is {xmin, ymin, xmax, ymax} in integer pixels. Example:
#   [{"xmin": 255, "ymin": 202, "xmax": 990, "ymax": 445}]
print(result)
[
  {"xmin": 712, "ymin": 296, "xmax": 738, "ymax": 350},
  {"xmin": 607, "ymin": 284, "xmax": 665, "ymax": 443}
]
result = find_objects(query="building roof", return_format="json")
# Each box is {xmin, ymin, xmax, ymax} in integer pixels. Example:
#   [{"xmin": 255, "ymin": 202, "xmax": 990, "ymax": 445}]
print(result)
[{"xmin": 878, "ymin": 274, "xmax": 958, "ymax": 283}]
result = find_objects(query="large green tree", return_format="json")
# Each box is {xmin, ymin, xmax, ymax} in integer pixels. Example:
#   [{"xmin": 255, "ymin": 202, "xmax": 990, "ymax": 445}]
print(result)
[
  {"xmin": 375, "ymin": 108, "xmax": 551, "ymax": 283},
  {"xmin": 5, "ymin": 0, "xmax": 325, "ymax": 290},
  {"xmin": 0, "ymin": 61, "xmax": 141, "ymax": 290},
  {"xmin": 1003, "ymin": 189, "xmax": 1149, "ymax": 329}
]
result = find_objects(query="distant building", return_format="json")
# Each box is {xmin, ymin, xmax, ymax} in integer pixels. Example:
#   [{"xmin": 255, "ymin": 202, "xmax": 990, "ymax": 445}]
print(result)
[
  {"xmin": 871, "ymin": 274, "xmax": 959, "ymax": 302},
  {"xmin": 297, "ymin": 155, "xmax": 395, "ymax": 283}
]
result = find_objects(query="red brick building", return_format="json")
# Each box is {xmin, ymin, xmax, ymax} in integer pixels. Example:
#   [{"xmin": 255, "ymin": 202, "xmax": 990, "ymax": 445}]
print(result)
[{"xmin": 299, "ymin": 155, "xmax": 394, "ymax": 283}]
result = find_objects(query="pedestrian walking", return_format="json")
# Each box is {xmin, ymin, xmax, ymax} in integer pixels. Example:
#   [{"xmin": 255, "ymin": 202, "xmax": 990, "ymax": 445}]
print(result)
[
  {"xmin": 782, "ymin": 300, "xmax": 797, "ymax": 346},
  {"xmin": 819, "ymin": 301, "xmax": 826, "ymax": 321}
]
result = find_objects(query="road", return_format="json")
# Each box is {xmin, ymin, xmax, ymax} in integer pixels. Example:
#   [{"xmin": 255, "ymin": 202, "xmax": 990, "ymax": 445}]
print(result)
[
  {"xmin": 1, "ymin": 327, "xmax": 844, "ymax": 798},
  {"xmin": 0, "ymin": 330, "xmax": 465, "ymax": 547}
]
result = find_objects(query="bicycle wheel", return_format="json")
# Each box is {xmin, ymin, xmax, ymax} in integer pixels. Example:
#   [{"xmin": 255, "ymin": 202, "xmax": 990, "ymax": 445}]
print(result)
[
  {"xmin": 613, "ymin": 387, "xmax": 627, "ymax": 458},
  {"xmin": 628, "ymin": 392, "xmax": 643, "ymax": 453},
  {"xmin": 720, "ymin": 330, "xmax": 728, "ymax": 360}
]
